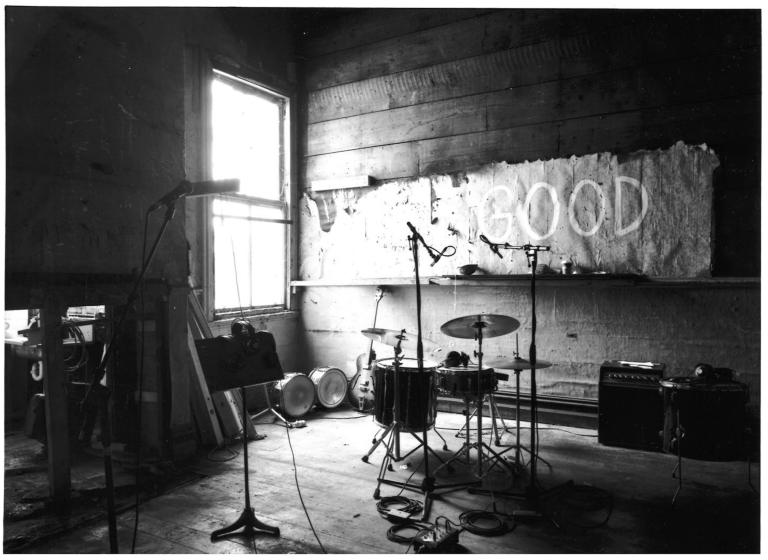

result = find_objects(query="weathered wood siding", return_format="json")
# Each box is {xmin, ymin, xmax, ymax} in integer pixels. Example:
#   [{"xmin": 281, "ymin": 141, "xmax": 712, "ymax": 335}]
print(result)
[
  {"xmin": 294, "ymin": 9, "xmax": 761, "ymax": 411},
  {"xmin": 298, "ymin": 9, "xmax": 760, "ymax": 276}
]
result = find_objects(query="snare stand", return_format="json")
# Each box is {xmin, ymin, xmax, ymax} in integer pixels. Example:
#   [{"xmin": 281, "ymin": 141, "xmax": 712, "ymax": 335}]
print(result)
[{"xmin": 434, "ymin": 323, "xmax": 516, "ymax": 479}]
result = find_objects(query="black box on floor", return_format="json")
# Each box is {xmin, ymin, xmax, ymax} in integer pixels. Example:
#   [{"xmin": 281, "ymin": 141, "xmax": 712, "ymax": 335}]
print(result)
[{"xmin": 598, "ymin": 360, "xmax": 665, "ymax": 451}]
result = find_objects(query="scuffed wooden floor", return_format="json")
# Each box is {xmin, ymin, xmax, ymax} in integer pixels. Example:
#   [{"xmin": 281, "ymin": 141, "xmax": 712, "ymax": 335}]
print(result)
[{"xmin": 11, "ymin": 408, "xmax": 760, "ymax": 554}]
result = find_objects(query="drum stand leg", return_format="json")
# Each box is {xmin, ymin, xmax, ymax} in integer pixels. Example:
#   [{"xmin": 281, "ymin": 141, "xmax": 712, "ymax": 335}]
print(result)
[
  {"xmin": 434, "ymin": 394, "xmax": 517, "ymax": 480},
  {"xmin": 362, "ymin": 421, "xmax": 401, "ymax": 464},
  {"xmin": 671, "ymin": 406, "xmax": 685, "ymax": 506},
  {"xmin": 212, "ymin": 386, "xmax": 280, "ymax": 542},
  {"xmin": 251, "ymin": 385, "xmax": 291, "ymax": 427},
  {"xmin": 492, "ymin": 371, "xmax": 551, "ymax": 472}
]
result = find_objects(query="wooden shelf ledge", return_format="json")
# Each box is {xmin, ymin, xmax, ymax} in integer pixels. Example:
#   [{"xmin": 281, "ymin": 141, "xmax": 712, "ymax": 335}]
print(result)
[{"xmin": 290, "ymin": 275, "xmax": 759, "ymax": 289}]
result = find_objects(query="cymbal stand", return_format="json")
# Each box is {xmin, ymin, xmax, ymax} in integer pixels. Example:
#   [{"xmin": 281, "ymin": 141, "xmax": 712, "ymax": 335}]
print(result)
[
  {"xmin": 433, "ymin": 324, "xmax": 517, "ymax": 479},
  {"xmin": 492, "ymin": 338, "xmax": 551, "ymax": 471}
]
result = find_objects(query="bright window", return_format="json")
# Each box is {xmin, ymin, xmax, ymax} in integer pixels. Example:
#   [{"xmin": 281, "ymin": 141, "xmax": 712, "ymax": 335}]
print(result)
[{"xmin": 209, "ymin": 70, "xmax": 290, "ymax": 314}]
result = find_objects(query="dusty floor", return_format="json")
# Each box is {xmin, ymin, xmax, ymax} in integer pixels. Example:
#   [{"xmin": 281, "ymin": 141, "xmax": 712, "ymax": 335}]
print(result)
[{"xmin": 4, "ymin": 407, "xmax": 761, "ymax": 554}]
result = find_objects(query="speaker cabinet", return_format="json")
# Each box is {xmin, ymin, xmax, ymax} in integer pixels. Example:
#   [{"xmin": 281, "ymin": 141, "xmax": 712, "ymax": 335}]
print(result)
[{"xmin": 598, "ymin": 361, "xmax": 665, "ymax": 451}]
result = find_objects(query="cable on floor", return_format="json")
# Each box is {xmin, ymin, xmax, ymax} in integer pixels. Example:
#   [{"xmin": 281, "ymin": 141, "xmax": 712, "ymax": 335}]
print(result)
[
  {"xmin": 285, "ymin": 410, "xmax": 327, "ymax": 553},
  {"xmin": 386, "ymin": 521, "xmax": 433, "ymax": 544},
  {"xmin": 376, "ymin": 495, "xmax": 424, "ymax": 522},
  {"xmin": 458, "ymin": 509, "xmax": 513, "ymax": 536}
]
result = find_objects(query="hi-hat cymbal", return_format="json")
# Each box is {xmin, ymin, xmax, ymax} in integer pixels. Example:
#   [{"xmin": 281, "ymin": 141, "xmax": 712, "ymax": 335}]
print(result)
[
  {"xmin": 486, "ymin": 356, "xmax": 552, "ymax": 370},
  {"xmin": 361, "ymin": 328, "xmax": 442, "ymax": 355},
  {"xmin": 440, "ymin": 314, "xmax": 520, "ymax": 339}
]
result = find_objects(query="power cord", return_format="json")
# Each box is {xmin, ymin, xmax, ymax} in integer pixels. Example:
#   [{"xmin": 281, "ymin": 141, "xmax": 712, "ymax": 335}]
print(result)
[
  {"xmin": 131, "ymin": 210, "xmax": 152, "ymax": 554},
  {"xmin": 284, "ymin": 404, "xmax": 327, "ymax": 553}
]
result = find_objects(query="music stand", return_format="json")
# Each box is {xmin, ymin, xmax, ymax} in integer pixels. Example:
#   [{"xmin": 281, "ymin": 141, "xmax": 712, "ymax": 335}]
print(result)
[
  {"xmin": 211, "ymin": 384, "xmax": 280, "ymax": 541},
  {"xmin": 198, "ymin": 331, "xmax": 284, "ymax": 542}
]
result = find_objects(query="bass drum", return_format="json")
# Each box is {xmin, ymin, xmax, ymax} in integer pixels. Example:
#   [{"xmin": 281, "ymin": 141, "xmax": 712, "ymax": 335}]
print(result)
[
  {"xmin": 308, "ymin": 367, "xmax": 348, "ymax": 409},
  {"xmin": 660, "ymin": 376, "xmax": 748, "ymax": 461},
  {"xmin": 271, "ymin": 373, "xmax": 316, "ymax": 418}
]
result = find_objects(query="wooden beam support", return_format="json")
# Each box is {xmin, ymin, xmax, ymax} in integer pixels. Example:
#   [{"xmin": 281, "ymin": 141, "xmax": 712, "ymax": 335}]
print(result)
[{"xmin": 40, "ymin": 300, "xmax": 71, "ymax": 509}]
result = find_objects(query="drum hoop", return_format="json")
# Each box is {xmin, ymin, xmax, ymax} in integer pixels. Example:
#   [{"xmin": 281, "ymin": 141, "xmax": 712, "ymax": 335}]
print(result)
[
  {"xmin": 438, "ymin": 366, "xmax": 494, "ymax": 374},
  {"xmin": 376, "ymin": 358, "xmax": 437, "ymax": 372}
]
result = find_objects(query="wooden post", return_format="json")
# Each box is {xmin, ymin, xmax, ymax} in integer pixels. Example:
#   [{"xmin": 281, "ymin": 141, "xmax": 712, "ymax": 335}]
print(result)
[
  {"xmin": 40, "ymin": 300, "xmax": 71, "ymax": 509},
  {"xmin": 167, "ymin": 287, "xmax": 197, "ymax": 459}
]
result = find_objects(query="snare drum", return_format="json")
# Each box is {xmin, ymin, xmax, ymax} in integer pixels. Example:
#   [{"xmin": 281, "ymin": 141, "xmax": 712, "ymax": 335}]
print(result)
[
  {"xmin": 660, "ymin": 376, "xmax": 748, "ymax": 461},
  {"xmin": 374, "ymin": 357, "xmax": 437, "ymax": 432},
  {"xmin": 437, "ymin": 366, "xmax": 496, "ymax": 397},
  {"xmin": 308, "ymin": 367, "xmax": 348, "ymax": 409},
  {"xmin": 271, "ymin": 373, "xmax": 316, "ymax": 418}
]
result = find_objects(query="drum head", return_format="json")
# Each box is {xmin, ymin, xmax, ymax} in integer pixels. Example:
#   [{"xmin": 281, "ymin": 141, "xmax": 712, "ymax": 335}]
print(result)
[
  {"xmin": 276, "ymin": 374, "xmax": 315, "ymax": 418},
  {"xmin": 310, "ymin": 367, "xmax": 348, "ymax": 409},
  {"xmin": 377, "ymin": 357, "xmax": 437, "ymax": 372}
]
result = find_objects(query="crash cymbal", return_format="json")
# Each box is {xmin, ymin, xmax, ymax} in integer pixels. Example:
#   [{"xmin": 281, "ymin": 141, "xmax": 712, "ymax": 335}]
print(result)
[
  {"xmin": 440, "ymin": 314, "xmax": 520, "ymax": 339},
  {"xmin": 361, "ymin": 328, "xmax": 442, "ymax": 355},
  {"xmin": 486, "ymin": 356, "xmax": 552, "ymax": 370}
]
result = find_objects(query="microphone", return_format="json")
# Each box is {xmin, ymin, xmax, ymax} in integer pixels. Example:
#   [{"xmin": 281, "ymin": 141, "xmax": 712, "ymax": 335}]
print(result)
[
  {"xmin": 149, "ymin": 178, "xmax": 240, "ymax": 211},
  {"xmin": 479, "ymin": 234, "xmax": 503, "ymax": 259}
]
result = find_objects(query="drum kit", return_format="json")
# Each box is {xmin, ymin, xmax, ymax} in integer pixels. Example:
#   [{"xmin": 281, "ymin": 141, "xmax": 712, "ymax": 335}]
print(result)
[{"xmin": 359, "ymin": 312, "xmax": 553, "ymax": 495}]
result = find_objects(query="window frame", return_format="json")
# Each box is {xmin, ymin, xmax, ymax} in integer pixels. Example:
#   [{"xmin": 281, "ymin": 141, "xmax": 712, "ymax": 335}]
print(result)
[{"xmin": 203, "ymin": 67, "xmax": 294, "ymax": 319}]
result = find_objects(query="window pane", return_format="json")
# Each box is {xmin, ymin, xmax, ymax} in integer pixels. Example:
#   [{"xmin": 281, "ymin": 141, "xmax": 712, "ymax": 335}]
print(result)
[
  {"xmin": 211, "ymin": 76, "xmax": 281, "ymax": 200},
  {"xmin": 213, "ymin": 216, "xmax": 286, "ymax": 309}
]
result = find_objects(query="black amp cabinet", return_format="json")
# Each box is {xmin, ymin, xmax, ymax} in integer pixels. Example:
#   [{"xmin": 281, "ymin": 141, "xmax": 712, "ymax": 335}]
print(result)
[{"xmin": 598, "ymin": 361, "xmax": 665, "ymax": 451}]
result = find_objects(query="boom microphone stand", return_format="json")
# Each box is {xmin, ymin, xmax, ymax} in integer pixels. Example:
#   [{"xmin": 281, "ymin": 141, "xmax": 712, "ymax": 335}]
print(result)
[
  {"xmin": 378, "ymin": 222, "xmax": 466, "ymax": 518},
  {"xmin": 79, "ymin": 179, "xmax": 239, "ymax": 553},
  {"xmin": 479, "ymin": 235, "xmax": 557, "ymax": 499}
]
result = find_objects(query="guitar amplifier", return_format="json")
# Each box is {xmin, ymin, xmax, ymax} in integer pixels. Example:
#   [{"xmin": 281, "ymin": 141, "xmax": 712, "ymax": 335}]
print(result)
[{"xmin": 598, "ymin": 360, "xmax": 665, "ymax": 451}]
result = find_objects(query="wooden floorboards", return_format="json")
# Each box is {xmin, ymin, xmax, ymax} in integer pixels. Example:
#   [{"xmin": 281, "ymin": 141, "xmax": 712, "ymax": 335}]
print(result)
[{"xmin": 9, "ymin": 408, "xmax": 761, "ymax": 554}]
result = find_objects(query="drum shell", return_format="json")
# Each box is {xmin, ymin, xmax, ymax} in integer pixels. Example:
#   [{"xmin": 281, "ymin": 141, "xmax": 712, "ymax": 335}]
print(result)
[
  {"xmin": 271, "ymin": 373, "xmax": 316, "ymax": 418},
  {"xmin": 308, "ymin": 367, "xmax": 348, "ymax": 409},
  {"xmin": 437, "ymin": 367, "xmax": 496, "ymax": 397},
  {"xmin": 661, "ymin": 377, "xmax": 747, "ymax": 461},
  {"xmin": 374, "ymin": 358, "xmax": 437, "ymax": 432}
]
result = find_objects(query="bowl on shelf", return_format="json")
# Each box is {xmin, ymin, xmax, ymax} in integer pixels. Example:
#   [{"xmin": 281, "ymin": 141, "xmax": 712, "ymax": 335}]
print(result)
[{"xmin": 458, "ymin": 264, "xmax": 478, "ymax": 276}]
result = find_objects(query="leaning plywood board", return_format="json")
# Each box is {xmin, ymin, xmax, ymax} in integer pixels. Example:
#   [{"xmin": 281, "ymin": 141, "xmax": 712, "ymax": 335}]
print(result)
[
  {"xmin": 187, "ymin": 330, "xmax": 224, "ymax": 447},
  {"xmin": 211, "ymin": 389, "xmax": 259, "ymax": 441}
]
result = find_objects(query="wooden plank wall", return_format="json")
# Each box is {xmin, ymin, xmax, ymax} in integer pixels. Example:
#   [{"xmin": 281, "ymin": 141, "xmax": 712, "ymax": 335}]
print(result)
[{"xmin": 296, "ymin": 9, "xmax": 760, "ymax": 276}]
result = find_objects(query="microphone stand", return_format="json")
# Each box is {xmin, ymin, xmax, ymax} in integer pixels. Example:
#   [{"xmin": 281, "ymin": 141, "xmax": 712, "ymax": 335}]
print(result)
[
  {"xmin": 478, "ymin": 237, "xmax": 567, "ymax": 504},
  {"xmin": 377, "ymin": 223, "xmax": 465, "ymax": 518},
  {"xmin": 79, "ymin": 201, "xmax": 180, "ymax": 553}
]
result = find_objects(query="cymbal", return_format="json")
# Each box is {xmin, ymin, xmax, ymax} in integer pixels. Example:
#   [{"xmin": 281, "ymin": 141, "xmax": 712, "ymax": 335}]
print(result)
[
  {"xmin": 361, "ymin": 328, "xmax": 443, "ymax": 355},
  {"xmin": 440, "ymin": 314, "xmax": 520, "ymax": 339},
  {"xmin": 486, "ymin": 356, "xmax": 552, "ymax": 370}
]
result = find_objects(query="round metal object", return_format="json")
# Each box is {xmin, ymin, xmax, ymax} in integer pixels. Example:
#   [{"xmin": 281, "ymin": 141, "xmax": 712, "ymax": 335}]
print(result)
[
  {"xmin": 308, "ymin": 367, "xmax": 348, "ymax": 409},
  {"xmin": 439, "ymin": 314, "xmax": 520, "ymax": 339}
]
